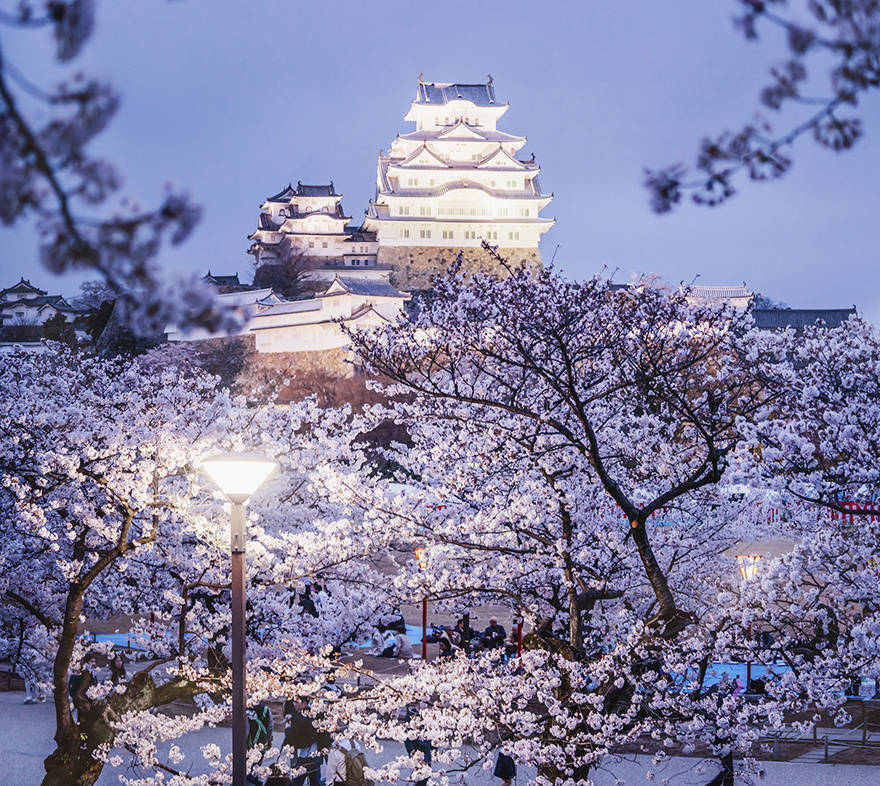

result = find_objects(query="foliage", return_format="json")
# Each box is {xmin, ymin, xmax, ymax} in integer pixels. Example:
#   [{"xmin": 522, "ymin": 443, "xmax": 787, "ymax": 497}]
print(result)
[
  {"xmin": 0, "ymin": 2, "xmax": 239, "ymax": 336},
  {"xmin": 333, "ymin": 261, "xmax": 880, "ymax": 783},
  {"xmin": 647, "ymin": 0, "xmax": 880, "ymax": 211}
]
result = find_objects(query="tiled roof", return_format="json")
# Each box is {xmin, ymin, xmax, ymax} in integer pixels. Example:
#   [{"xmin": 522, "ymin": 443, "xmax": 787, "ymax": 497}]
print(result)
[
  {"xmin": 415, "ymin": 80, "xmax": 499, "ymax": 107},
  {"xmin": 321, "ymin": 277, "xmax": 407, "ymax": 298},
  {"xmin": 0, "ymin": 278, "xmax": 47, "ymax": 298},
  {"xmin": 752, "ymin": 308, "xmax": 857, "ymax": 330},
  {"xmin": 265, "ymin": 181, "xmax": 338, "ymax": 202},
  {"xmin": 203, "ymin": 272, "xmax": 242, "ymax": 287},
  {"xmin": 295, "ymin": 181, "xmax": 336, "ymax": 197},
  {"xmin": 0, "ymin": 294, "xmax": 81, "ymax": 312},
  {"xmin": 688, "ymin": 285, "xmax": 752, "ymax": 299}
]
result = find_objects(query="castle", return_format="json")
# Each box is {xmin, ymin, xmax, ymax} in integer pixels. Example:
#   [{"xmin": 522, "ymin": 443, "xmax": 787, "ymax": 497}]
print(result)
[
  {"xmin": 166, "ymin": 76, "xmax": 556, "ymax": 364},
  {"xmin": 248, "ymin": 76, "xmax": 555, "ymax": 290}
]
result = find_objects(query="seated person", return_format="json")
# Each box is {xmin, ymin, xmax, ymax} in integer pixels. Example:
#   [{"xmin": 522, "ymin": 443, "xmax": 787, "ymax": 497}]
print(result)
[
  {"xmin": 483, "ymin": 617, "xmax": 506, "ymax": 649},
  {"xmin": 377, "ymin": 628, "xmax": 398, "ymax": 658},
  {"xmin": 395, "ymin": 630, "xmax": 413, "ymax": 659}
]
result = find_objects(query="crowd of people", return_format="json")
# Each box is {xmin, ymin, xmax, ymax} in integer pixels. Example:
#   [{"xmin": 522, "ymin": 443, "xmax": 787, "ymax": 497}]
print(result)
[
  {"xmin": 435, "ymin": 616, "xmax": 521, "ymax": 661},
  {"xmin": 367, "ymin": 610, "xmax": 522, "ymax": 663},
  {"xmin": 246, "ymin": 698, "xmax": 515, "ymax": 786}
]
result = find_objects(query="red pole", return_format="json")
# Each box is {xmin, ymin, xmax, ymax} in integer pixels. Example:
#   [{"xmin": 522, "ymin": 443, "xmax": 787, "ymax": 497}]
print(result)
[
  {"xmin": 516, "ymin": 620, "xmax": 523, "ymax": 657},
  {"xmin": 422, "ymin": 596, "xmax": 428, "ymax": 661}
]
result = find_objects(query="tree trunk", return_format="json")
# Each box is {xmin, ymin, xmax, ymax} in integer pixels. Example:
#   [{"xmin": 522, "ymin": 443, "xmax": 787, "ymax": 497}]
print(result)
[
  {"xmin": 42, "ymin": 744, "xmax": 104, "ymax": 786},
  {"xmin": 630, "ymin": 519, "xmax": 677, "ymax": 619}
]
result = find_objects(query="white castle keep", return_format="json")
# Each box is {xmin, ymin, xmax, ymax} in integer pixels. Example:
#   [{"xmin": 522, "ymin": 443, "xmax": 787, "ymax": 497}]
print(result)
[
  {"xmin": 363, "ymin": 75, "xmax": 554, "ymax": 286},
  {"xmin": 248, "ymin": 76, "xmax": 555, "ymax": 290}
]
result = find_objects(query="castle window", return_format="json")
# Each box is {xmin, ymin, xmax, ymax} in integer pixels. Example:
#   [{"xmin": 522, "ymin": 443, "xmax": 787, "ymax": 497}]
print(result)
[
  {"xmin": 489, "ymin": 180, "xmax": 495, "ymax": 188},
  {"xmin": 419, "ymin": 206, "xmax": 431, "ymax": 216},
  {"xmin": 429, "ymin": 179, "xmax": 435, "ymax": 186},
  {"xmin": 419, "ymin": 229, "xmax": 432, "ymax": 239},
  {"xmin": 398, "ymin": 206, "xmax": 410, "ymax": 215},
  {"xmin": 309, "ymin": 241, "xmax": 315, "ymax": 248},
  {"xmin": 498, "ymin": 207, "xmax": 509, "ymax": 217},
  {"xmin": 322, "ymin": 241, "xmax": 328, "ymax": 248},
  {"xmin": 520, "ymin": 208, "xmax": 530, "ymax": 217},
  {"xmin": 408, "ymin": 178, "xmax": 418, "ymax": 186},
  {"xmin": 442, "ymin": 230, "xmax": 453, "ymax": 240},
  {"xmin": 508, "ymin": 231, "xmax": 520, "ymax": 240},
  {"xmin": 487, "ymin": 231, "xmax": 498, "ymax": 240},
  {"xmin": 506, "ymin": 180, "xmax": 517, "ymax": 188},
  {"xmin": 402, "ymin": 229, "xmax": 410, "ymax": 238}
]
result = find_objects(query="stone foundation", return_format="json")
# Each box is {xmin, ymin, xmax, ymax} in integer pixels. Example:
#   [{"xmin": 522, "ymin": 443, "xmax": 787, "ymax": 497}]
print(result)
[{"xmin": 378, "ymin": 245, "xmax": 542, "ymax": 290}]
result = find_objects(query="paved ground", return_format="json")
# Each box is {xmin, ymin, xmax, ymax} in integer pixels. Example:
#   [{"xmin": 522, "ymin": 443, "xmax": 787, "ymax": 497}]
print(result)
[{"xmin": 4, "ymin": 691, "xmax": 880, "ymax": 785}]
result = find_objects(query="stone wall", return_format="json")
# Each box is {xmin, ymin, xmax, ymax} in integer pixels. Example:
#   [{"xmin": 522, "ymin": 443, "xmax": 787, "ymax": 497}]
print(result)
[{"xmin": 378, "ymin": 245, "xmax": 542, "ymax": 290}]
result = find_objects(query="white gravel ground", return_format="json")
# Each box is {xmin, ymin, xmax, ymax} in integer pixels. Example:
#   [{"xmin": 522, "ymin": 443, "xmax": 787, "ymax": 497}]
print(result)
[{"xmin": 3, "ymin": 691, "xmax": 879, "ymax": 785}]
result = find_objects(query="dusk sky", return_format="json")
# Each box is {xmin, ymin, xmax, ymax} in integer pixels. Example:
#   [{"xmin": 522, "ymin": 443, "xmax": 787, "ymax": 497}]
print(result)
[{"xmin": 3, "ymin": 1, "xmax": 879, "ymax": 319}]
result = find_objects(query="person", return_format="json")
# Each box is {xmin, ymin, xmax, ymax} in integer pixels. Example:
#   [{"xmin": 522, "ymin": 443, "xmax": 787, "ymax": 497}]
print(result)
[
  {"xmin": 299, "ymin": 585, "xmax": 318, "ymax": 618},
  {"xmin": 404, "ymin": 737, "xmax": 432, "ymax": 786},
  {"xmin": 326, "ymin": 737, "xmax": 372, "ymax": 786},
  {"xmin": 483, "ymin": 618, "xmax": 506, "ymax": 650},
  {"xmin": 377, "ymin": 628, "xmax": 398, "ymax": 658},
  {"xmin": 23, "ymin": 675, "xmax": 41, "ymax": 704},
  {"xmin": 312, "ymin": 582, "xmax": 329, "ymax": 612},
  {"xmin": 437, "ymin": 635, "xmax": 455, "ymax": 660},
  {"xmin": 247, "ymin": 701, "xmax": 274, "ymax": 756},
  {"xmin": 395, "ymin": 630, "xmax": 413, "ymax": 659},
  {"xmin": 402, "ymin": 702, "xmax": 431, "ymax": 786},
  {"xmin": 69, "ymin": 654, "xmax": 98, "ymax": 719},
  {"xmin": 109, "ymin": 652, "xmax": 126, "ymax": 684},
  {"xmin": 494, "ymin": 750, "xmax": 516, "ymax": 786},
  {"xmin": 284, "ymin": 703, "xmax": 326, "ymax": 786}
]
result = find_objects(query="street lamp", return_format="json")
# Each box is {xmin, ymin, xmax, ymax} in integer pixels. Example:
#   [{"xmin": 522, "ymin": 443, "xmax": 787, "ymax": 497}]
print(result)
[
  {"xmin": 736, "ymin": 553, "xmax": 762, "ymax": 692},
  {"xmin": 415, "ymin": 547, "xmax": 428, "ymax": 661},
  {"xmin": 202, "ymin": 454, "xmax": 277, "ymax": 786}
]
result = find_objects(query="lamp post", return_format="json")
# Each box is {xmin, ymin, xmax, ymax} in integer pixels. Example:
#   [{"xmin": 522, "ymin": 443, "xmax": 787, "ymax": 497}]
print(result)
[
  {"xmin": 202, "ymin": 454, "xmax": 277, "ymax": 786},
  {"xmin": 736, "ymin": 554, "xmax": 762, "ymax": 692},
  {"xmin": 414, "ymin": 547, "xmax": 428, "ymax": 661}
]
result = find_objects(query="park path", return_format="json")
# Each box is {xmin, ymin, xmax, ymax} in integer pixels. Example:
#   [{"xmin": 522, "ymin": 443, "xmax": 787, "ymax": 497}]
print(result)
[{"xmin": 3, "ymin": 691, "xmax": 880, "ymax": 785}]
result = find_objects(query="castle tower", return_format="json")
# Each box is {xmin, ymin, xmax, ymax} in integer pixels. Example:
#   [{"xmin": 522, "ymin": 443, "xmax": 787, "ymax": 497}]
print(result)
[
  {"xmin": 364, "ymin": 76, "xmax": 554, "ymax": 288},
  {"xmin": 248, "ymin": 181, "xmax": 379, "ymax": 270}
]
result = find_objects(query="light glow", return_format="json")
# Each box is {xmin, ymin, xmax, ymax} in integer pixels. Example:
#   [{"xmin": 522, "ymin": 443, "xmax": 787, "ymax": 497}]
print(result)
[
  {"xmin": 414, "ymin": 547, "xmax": 428, "ymax": 570},
  {"xmin": 201, "ymin": 454, "xmax": 277, "ymax": 501},
  {"xmin": 736, "ymin": 554, "xmax": 762, "ymax": 582}
]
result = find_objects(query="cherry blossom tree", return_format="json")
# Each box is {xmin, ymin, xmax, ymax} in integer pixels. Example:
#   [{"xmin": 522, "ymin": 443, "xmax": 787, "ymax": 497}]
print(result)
[
  {"xmin": 0, "ymin": 2, "xmax": 238, "ymax": 336},
  {"xmin": 647, "ymin": 0, "xmax": 880, "ymax": 212},
  {"xmin": 333, "ymin": 262, "xmax": 880, "ymax": 784},
  {"xmin": 0, "ymin": 344, "xmax": 401, "ymax": 785}
]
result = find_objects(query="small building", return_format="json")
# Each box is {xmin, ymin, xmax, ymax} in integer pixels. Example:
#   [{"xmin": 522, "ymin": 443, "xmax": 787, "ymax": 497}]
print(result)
[
  {"xmin": 686, "ymin": 284, "xmax": 754, "ymax": 311},
  {"xmin": 0, "ymin": 278, "xmax": 83, "ymax": 325},
  {"xmin": 167, "ymin": 277, "xmax": 409, "ymax": 364}
]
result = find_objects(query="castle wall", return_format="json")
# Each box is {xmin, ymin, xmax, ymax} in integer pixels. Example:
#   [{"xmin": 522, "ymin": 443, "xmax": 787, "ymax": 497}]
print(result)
[{"xmin": 378, "ymin": 245, "xmax": 542, "ymax": 290}]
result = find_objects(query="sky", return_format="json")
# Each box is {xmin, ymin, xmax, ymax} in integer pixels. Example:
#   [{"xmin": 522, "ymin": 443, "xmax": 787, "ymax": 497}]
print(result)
[{"xmin": 2, "ymin": 1, "xmax": 878, "ymax": 319}]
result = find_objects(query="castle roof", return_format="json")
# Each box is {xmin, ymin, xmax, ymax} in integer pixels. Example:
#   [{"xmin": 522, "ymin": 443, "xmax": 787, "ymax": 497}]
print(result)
[
  {"xmin": 415, "ymin": 79, "xmax": 501, "ymax": 107},
  {"xmin": 752, "ymin": 308, "xmax": 857, "ymax": 330},
  {"xmin": 203, "ymin": 271, "xmax": 243, "ymax": 288},
  {"xmin": 0, "ymin": 294, "xmax": 80, "ymax": 313},
  {"xmin": 295, "ymin": 181, "xmax": 337, "ymax": 197},
  {"xmin": 688, "ymin": 284, "xmax": 752, "ymax": 300},
  {"xmin": 0, "ymin": 278, "xmax": 47, "ymax": 298},
  {"xmin": 265, "ymin": 181, "xmax": 338, "ymax": 202},
  {"xmin": 319, "ymin": 277, "xmax": 408, "ymax": 299}
]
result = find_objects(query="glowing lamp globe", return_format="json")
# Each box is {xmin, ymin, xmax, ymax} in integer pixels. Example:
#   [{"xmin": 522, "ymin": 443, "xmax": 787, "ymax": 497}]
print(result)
[
  {"xmin": 414, "ymin": 547, "xmax": 428, "ymax": 570},
  {"xmin": 201, "ymin": 454, "xmax": 277, "ymax": 503},
  {"xmin": 736, "ymin": 554, "xmax": 762, "ymax": 582}
]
